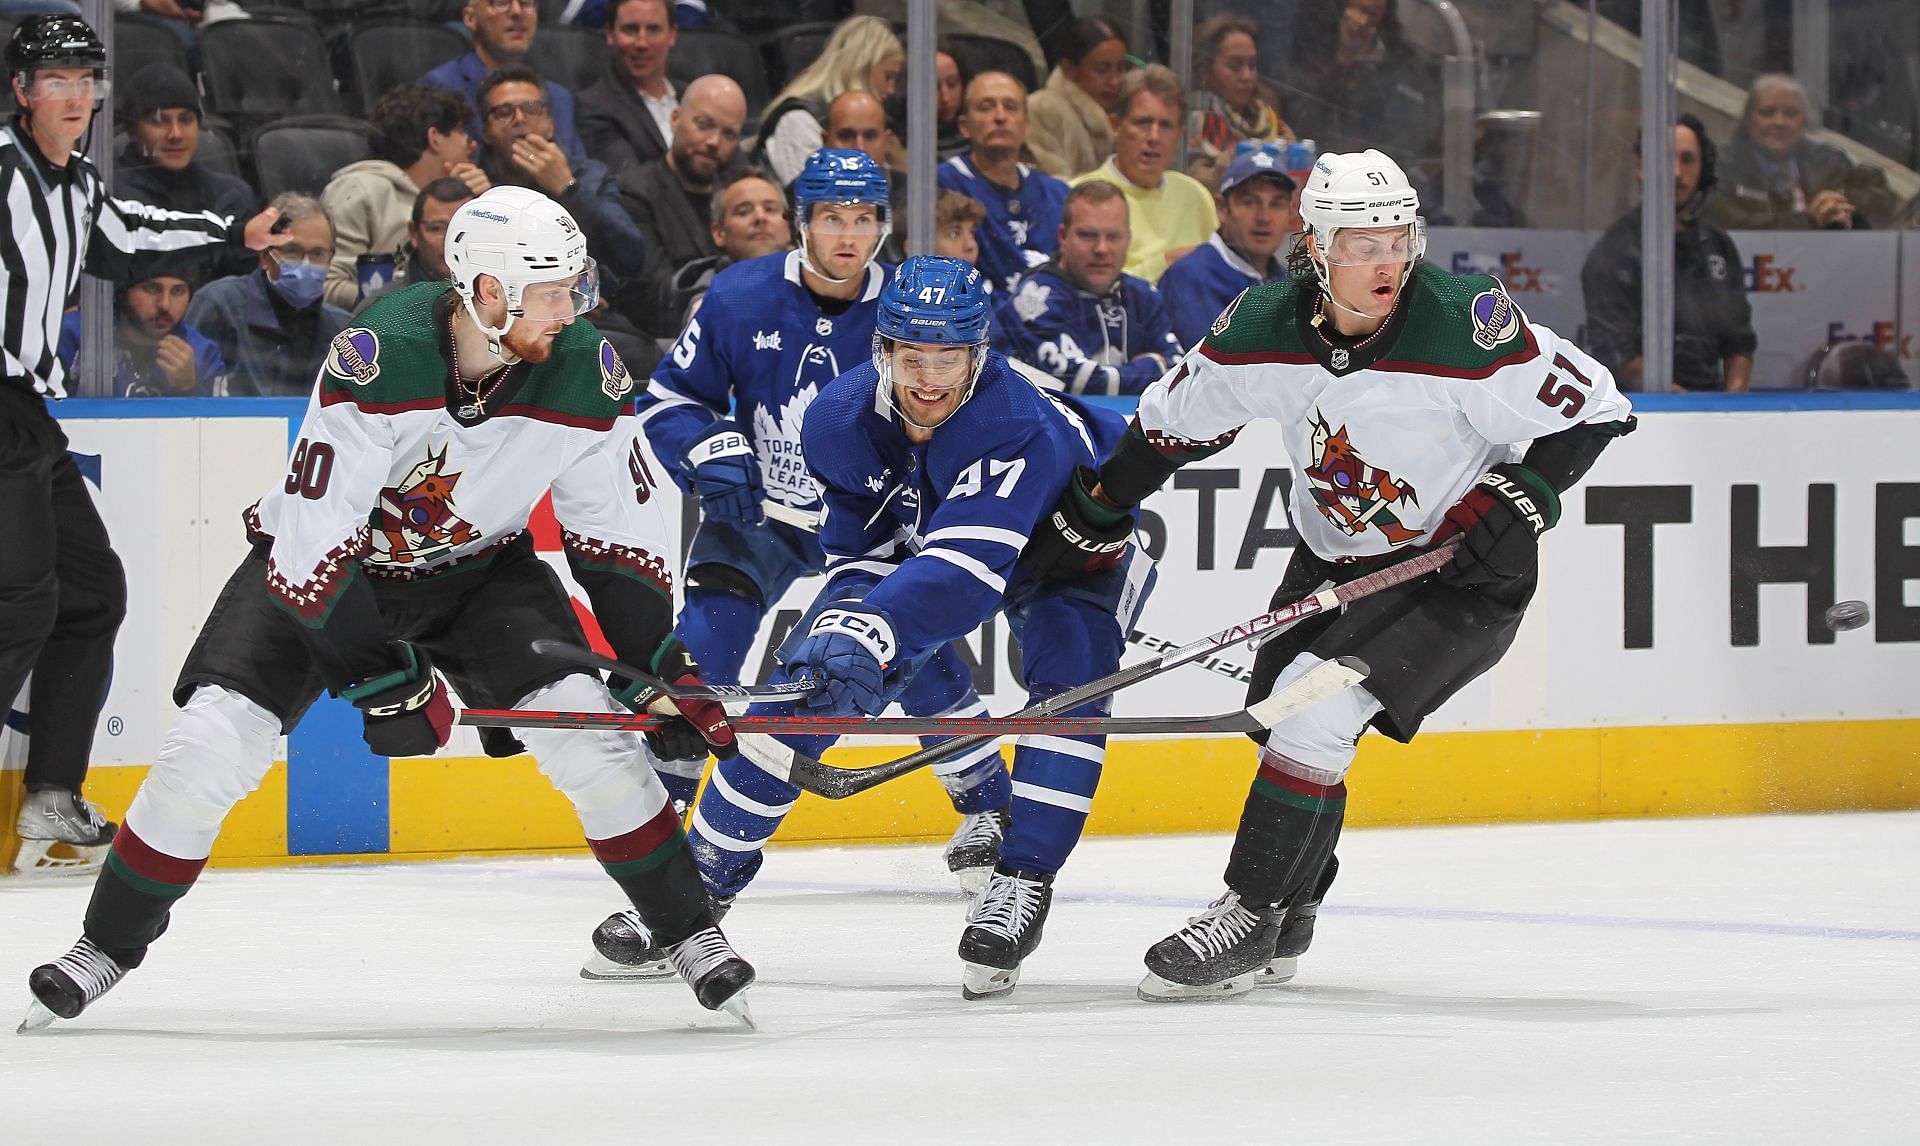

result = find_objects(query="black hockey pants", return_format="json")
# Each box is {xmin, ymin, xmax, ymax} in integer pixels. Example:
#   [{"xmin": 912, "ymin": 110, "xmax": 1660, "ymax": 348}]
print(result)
[{"xmin": 0, "ymin": 385, "xmax": 127, "ymax": 794}]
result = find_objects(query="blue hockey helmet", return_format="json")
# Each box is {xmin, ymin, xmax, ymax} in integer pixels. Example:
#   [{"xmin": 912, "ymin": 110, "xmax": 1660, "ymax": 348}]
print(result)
[
  {"xmin": 793, "ymin": 148, "xmax": 891, "ymax": 287},
  {"xmin": 874, "ymin": 257, "xmax": 993, "ymax": 431}
]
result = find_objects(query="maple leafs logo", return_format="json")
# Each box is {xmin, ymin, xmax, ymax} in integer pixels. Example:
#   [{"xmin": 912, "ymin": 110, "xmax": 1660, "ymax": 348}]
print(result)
[
  {"xmin": 752, "ymin": 382, "xmax": 822, "ymax": 507},
  {"xmin": 1012, "ymin": 278, "xmax": 1052, "ymax": 323}
]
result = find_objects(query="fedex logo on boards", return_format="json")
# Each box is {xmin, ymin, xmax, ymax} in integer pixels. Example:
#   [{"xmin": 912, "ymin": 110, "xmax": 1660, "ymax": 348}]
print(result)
[
  {"xmin": 1743, "ymin": 254, "xmax": 1800, "ymax": 293},
  {"xmin": 1825, "ymin": 320, "xmax": 1916, "ymax": 360}
]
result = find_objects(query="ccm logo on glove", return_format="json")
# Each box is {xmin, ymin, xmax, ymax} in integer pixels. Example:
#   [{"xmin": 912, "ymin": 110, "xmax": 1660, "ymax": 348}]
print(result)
[{"xmin": 807, "ymin": 608, "xmax": 898, "ymax": 666}]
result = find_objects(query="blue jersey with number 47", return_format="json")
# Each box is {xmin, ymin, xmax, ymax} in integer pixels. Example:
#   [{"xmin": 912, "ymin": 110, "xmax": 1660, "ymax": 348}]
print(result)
[
  {"xmin": 799, "ymin": 349, "xmax": 1129, "ymax": 654},
  {"xmin": 640, "ymin": 249, "xmax": 889, "ymax": 512}
]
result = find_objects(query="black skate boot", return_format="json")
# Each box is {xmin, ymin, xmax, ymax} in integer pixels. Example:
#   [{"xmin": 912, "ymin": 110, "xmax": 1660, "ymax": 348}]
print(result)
[
  {"xmin": 1264, "ymin": 856, "xmax": 1338, "ymax": 987},
  {"xmin": 957, "ymin": 864, "xmax": 1053, "ymax": 1000},
  {"xmin": 943, "ymin": 808, "xmax": 1008, "ymax": 895},
  {"xmin": 19, "ymin": 938, "xmax": 129, "ymax": 1032},
  {"xmin": 1137, "ymin": 891, "xmax": 1285, "ymax": 1002},
  {"xmin": 580, "ymin": 894, "xmax": 737, "ymax": 980},
  {"xmin": 666, "ymin": 925, "xmax": 755, "ymax": 1026}
]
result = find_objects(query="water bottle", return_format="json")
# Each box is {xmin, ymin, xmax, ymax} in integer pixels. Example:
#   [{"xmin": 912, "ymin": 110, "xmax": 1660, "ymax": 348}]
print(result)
[{"xmin": 356, "ymin": 252, "xmax": 396, "ymax": 303}]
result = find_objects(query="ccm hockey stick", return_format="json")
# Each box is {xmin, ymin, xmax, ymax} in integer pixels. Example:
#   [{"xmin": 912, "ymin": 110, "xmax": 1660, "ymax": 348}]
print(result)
[{"xmin": 459, "ymin": 667, "xmax": 1362, "ymax": 738}]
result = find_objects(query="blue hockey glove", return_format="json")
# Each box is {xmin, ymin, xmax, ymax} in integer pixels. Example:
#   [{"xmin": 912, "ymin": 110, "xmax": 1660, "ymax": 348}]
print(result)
[
  {"xmin": 783, "ymin": 604, "xmax": 901, "ymax": 718},
  {"xmin": 680, "ymin": 420, "xmax": 764, "ymax": 526}
]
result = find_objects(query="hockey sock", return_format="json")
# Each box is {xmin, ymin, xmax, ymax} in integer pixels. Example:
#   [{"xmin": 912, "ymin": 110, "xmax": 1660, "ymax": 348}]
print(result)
[
  {"xmin": 900, "ymin": 646, "xmax": 1011, "ymax": 814},
  {"xmin": 687, "ymin": 726, "xmax": 816, "ymax": 898},
  {"xmin": 590, "ymin": 804, "xmax": 712, "ymax": 948},
  {"xmin": 656, "ymin": 769, "xmax": 702, "ymax": 810},
  {"xmin": 1000, "ymin": 685, "xmax": 1105, "ymax": 873},
  {"xmin": 678, "ymin": 586, "xmax": 765, "ymax": 686},
  {"xmin": 1222, "ymin": 749, "xmax": 1347, "ymax": 907},
  {"xmin": 82, "ymin": 827, "xmax": 204, "ymax": 967},
  {"xmin": 937, "ymin": 746, "xmax": 1012, "ymax": 813}
]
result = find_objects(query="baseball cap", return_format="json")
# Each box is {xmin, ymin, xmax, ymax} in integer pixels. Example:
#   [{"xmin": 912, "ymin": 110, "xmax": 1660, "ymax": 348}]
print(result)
[{"xmin": 1220, "ymin": 144, "xmax": 1298, "ymax": 195}]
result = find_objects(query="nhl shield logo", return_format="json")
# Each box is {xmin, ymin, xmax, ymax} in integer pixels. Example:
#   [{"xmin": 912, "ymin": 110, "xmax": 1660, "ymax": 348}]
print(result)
[
  {"xmin": 599, "ymin": 339, "xmax": 632, "ymax": 401},
  {"xmin": 324, "ymin": 328, "xmax": 381, "ymax": 385},
  {"xmin": 1330, "ymin": 347, "xmax": 1350, "ymax": 371}
]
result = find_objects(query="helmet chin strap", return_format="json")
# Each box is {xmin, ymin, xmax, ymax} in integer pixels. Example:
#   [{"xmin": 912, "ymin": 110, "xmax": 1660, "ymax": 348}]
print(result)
[
  {"xmin": 460, "ymin": 290, "xmax": 522, "ymax": 363},
  {"xmin": 1310, "ymin": 226, "xmax": 1415, "ymax": 326}
]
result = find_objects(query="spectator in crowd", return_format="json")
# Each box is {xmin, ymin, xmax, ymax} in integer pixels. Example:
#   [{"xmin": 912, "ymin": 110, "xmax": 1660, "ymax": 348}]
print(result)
[
  {"xmin": 756, "ymin": 15, "xmax": 903, "ymax": 186},
  {"xmin": 823, "ymin": 89, "xmax": 909, "ymax": 263},
  {"xmin": 1159, "ymin": 145, "xmax": 1296, "ymax": 349},
  {"xmin": 1071, "ymin": 64, "xmax": 1217, "ymax": 285},
  {"xmin": 1287, "ymin": 0, "xmax": 1440, "ymax": 171},
  {"xmin": 1710, "ymin": 73, "xmax": 1899, "ymax": 231},
  {"xmin": 938, "ymin": 71, "xmax": 1068, "ymax": 291},
  {"xmin": 186, "ymin": 193, "xmax": 354, "ymax": 397},
  {"xmin": 474, "ymin": 65, "xmax": 649, "ymax": 286},
  {"xmin": 993, "ymin": 180, "xmax": 1181, "ymax": 396},
  {"xmin": 657, "ymin": 165, "xmax": 791, "ymax": 341},
  {"xmin": 1582, "ymin": 115, "xmax": 1754, "ymax": 392},
  {"xmin": 1186, "ymin": 15, "xmax": 1293, "ymax": 190},
  {"xmin": 321, "ymin": 85, "xmax": 485, "ymax": 311},
  {"xmin": 617, "ymin": 75, "xmax": 747, "ymax": 329},
  {"xmin": 1027, "ymin": 15, "xmax": 1127, "ymax": 180},
  {"xmin": 57, "ymin": 254, "xmax": 226, "ymax": 397},
  {"xmin": 112, "ymin": 62, "xmax": 256, "ymax": 280},
  {"xmin": 355, "ymin": 177, "xmax": 476, "ymax": 312},
  {"xmin": 934, "ymin": 47, "xmax": 968, "ymax": 160},
  {"xmin": 935, "ymin": 188, "xmax": 985, "ymax": 266},
  {"xmin": 422, "ymin": 0, "xmax": 586, "ymax": 162},
  {"xmin": 576, "ymin": 0, "xmax": 680, "ymax": 177}
]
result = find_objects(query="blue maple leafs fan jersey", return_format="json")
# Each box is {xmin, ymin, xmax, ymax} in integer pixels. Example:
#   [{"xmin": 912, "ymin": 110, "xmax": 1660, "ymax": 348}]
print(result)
[
  {"xmin": 1158, "ymin": 234, "xmax": 1290, "ymax": 350},
  {"xmin": 991, "ymin": 263, "xmax": 1184, "ymax": 397},
  {"xmin": 640, "ymin": 249, "xmax": 890, "ymax": 512},
  {"xmin": 800, "ymin": 348, "xmax": 1130, "ymax": 654},
  {"xmin": 937, "ymin": 155, "xmax": 1070, "ymax": 292}
]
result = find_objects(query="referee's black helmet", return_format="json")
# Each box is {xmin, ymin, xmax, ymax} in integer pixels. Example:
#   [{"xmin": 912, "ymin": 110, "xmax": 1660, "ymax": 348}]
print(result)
[{"xmin": 6, "ymin": 15, "xmax": 109, "ymax": 78}]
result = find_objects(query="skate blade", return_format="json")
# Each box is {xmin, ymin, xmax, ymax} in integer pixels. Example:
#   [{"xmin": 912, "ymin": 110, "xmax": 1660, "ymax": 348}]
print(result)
[
  {"xmin": 1256, "ymin": 956, "xmax": 1299, "ymax": 987},
  {"xmin": 17, "ymin": 999, "xmax": 56, "ymax": 1034},
  {"xmin": 960, "ymin": 961, "xmax": 1019, "ymax": 1000},
  {"xmin": 1135, "ymin": 969, "xmax": 1263, "ymax": 1003},
  {"xmin": 578, "ymin": 952, "xmax": 677, "ymax": 981},
  {"xmin": 719, "ymin": 993, "xmax": 756, "ymax": 1029},
  {"xmin": 12, "ymin": 838, "xmax": 108, "ymax": 876}
]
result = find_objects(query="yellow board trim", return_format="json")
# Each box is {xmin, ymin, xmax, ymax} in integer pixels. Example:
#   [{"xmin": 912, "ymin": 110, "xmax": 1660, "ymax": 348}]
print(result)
[{"xmin": 10, "ymin": 720, "xmax": 1917, "ymax": 870}]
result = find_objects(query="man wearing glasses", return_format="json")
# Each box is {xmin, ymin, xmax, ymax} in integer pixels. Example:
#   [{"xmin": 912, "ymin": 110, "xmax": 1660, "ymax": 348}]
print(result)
[
  {"xmin": 422, "ymin": 0, "xmax": 587, "ymax": 165},
  {"xmin": 185, "ymin": 193, "xmax": 355, "ymax": 396}
]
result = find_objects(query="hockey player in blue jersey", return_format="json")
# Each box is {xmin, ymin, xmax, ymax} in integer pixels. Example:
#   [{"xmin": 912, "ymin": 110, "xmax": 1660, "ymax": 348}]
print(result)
[
  {"xmin": 994, "ymin": 181, "xmax": 1184, "ymax": 396},
  {"xmin": 689, "ymin": 257, "xmax": 1156, "ymax": 999},
  {"xmin": 936, "ymin": 71, "xmax": 1070, "ymax": 292},
  {"xmin": 1159, "ymin": 145, "xmax": 1297, "ymax": 348},
  {"xmin": 584, "ymin": 152, "xmax": 1014, "ymax": 978}
]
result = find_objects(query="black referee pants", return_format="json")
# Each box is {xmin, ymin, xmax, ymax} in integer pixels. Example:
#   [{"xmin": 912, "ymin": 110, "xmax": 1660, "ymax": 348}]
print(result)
[{"xmin": 0, "ymin": 386, "xmax": 127, "ymax": 795}]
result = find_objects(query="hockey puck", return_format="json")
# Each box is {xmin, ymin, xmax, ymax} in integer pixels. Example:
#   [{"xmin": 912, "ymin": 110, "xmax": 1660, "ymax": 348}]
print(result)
[{"xmin": 1824, "ymin": 600, "xmax": 1871, "ymax": 632}]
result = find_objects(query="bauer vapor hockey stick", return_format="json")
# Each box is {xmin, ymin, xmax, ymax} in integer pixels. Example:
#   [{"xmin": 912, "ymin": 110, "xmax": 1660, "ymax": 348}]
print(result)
[{"xmin": 458, "ymin": 670, "xmax": 1363, "ymax": 739}]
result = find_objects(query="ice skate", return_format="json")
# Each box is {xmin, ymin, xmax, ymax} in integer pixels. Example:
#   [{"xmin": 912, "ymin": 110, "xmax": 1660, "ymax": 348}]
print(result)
[
  {"xmin": 957, "ymin": 865, "xmax": 1053, "ymax": 1000},
  {"xmin": 18, "ymin": 937, "xmax": 128, "ymax": 1032},
  {"xmin": 666, "ymin": 925, "xmax": 755, "ymax": 1027},
  {"xmin": 580, "ymin": 909, "xmax": 675, "ymax": 980},
  {"xmin": 13, "ymin": 789, "xmax": 116, "ymax": 875},
  {"xmin": 1137, "ymin": 891, "xmax": 1285, "ymax": 1002},
  {"xmin": 942, "ymin": 808, "xmax": 1008, "ymax": 895}
]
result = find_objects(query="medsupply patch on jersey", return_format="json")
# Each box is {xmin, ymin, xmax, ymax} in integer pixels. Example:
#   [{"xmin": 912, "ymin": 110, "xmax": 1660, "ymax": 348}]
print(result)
[
  {"xmin": 641, "ymin": 249, "xmax": 888, "ymax": 513},
  {"xmin": 991, "ymin": 263, "xmax": 1183, "ymax": 396},
  {"xmin": 1129, "ymin": 262, "xmax": 1633, "ymax": 561}
]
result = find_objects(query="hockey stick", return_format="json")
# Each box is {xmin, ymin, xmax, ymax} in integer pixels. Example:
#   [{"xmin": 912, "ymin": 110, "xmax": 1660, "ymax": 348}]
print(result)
[
  {"xmin": 458, "ymin": 666, "xmax": 1361, "ymax": 738},
  {"xmin": 528, "ymin": 640, "xmax": 819, "ymax": 702},
  {"xmin": 761, "ymin": 501, "xmax": 823, "ymax": 531}
]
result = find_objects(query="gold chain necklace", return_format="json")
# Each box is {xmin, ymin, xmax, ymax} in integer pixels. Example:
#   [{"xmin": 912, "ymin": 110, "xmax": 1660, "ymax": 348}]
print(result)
[{"xmin": 450, "ymin": 310, "xmax": 511, "ymax": 418}]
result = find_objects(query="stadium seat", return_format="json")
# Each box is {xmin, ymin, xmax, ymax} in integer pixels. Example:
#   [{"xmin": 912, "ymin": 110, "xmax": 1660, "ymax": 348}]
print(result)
[
  {"xmin": 196, "ymin": 115, "xmax": 247, "ymax": 184},
  {"xmin": 201, "ymin": 17, "xmax": 344, "ymax": 127},
  {"xmin": 348, "ymin": 21, "xmax": 471, "ymax": 115},
  {"xmin": 764, "ymin": 21, "xmax": 837, "ymax": 91},
  {"xmin": 668, "ymin": 27, "xmax": 768, "ymax": 117},
  {"xmin": 252, "ymin": 114, "xmax": 371, "ymax": 200},
  {"xmin": 944, "ymin": 33, "xmax": 1037, "ymax": 95},
  {"xmin": 111, "ymin": 14, "xmax": 189, "ymax": 87},
  {"xmin": 525, "ymin": 25, "xmax": 608, "ymax": 94}
]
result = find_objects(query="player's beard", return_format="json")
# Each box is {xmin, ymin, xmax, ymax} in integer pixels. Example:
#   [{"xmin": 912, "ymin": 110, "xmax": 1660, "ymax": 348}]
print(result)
[{"xmin": 501, "ymin": 318, "xmax": 563, "ymax": 363}]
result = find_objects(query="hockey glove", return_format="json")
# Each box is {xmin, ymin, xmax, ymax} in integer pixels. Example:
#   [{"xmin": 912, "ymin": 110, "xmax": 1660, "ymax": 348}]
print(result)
[
  {"xmin": 1431, "ymin": 464, "xmax": 1560, "ymax": 591},
  {"xmin": 1020, "ymin": 466, "xmax": 1133, "ymax": 581},
  {"xmin": 680, "ymin": 419, "xmax": 764, "ymax": 526},
  {"xmin": 784, "ymin": 604, "xmax": 901, "ymax": 718},
  {"xmin": 340, "ymin": 641, "xmax": 454, "ymax": 758},
  {"xmin": 612, "ymin": 636, "xmax": 738, "ymax": 762}
]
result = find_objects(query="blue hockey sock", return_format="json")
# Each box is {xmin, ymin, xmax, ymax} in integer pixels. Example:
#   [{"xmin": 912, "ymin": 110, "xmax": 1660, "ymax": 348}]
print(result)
[{"xmin": 678, "ymin": 586, "xmax": 764, "ymax": 685}]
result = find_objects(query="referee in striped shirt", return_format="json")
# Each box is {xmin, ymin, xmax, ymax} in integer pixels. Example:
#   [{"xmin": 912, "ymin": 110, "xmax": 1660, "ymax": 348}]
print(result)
[{"xmin": 2, "ymin": 15, "xmax": 293, "ymax": 865}]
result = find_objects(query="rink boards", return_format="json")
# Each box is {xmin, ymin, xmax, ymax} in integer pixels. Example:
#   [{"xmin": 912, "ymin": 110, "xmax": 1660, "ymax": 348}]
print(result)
[{"xmin": 3, "ymin": 394, "xmax": 1917, "ymax": 869}]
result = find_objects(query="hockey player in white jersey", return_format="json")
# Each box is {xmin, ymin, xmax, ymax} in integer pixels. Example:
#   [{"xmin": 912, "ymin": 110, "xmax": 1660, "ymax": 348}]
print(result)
[
  {"xmin": 1024, "ymin": 149, "xmax": 1638, "ymax": 1000},
  {"xmin": 20, "ymin": 187, "xmax": 754, "ymax": 1032}
]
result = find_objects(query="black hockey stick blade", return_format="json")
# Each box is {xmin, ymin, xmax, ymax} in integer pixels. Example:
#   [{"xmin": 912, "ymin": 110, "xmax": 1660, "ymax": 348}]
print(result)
[
  {"xmin": 752, "ymin": 655, "xmax": 1370, "ymax": 800},
  {"xmin": 528, "ymin": 639, "xmax": 814, "ymax": 701}
]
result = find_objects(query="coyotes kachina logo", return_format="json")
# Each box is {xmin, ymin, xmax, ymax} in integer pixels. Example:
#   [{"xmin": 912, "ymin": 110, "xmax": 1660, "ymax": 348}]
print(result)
[
  {"xmin": 371, "ymin": 445, "xmax": 480, "ymax": 564},
  {"xmin": 1304, "ymin": 413, "xmax": 1422, "ymax": 543}
]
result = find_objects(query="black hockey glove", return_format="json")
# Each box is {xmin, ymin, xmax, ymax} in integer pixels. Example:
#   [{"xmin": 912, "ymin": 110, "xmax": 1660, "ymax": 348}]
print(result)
[
  {"xmin": 1020, "ymin": 466, "xmax": 1133, "ymax": 581},
  {"xmin": 1432, "ymin": 464, "xmax": 1560, "ymax": 591},
  {"xmin": 340, "ymin": 641, "xmax": 454, "ymax": 758},
  {"xmin": 611, "ymin": 636, "xmax": 738, "ymax": 762}
]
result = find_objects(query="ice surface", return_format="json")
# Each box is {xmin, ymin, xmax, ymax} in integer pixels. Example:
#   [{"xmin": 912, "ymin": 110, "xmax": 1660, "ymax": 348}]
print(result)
[{"xmin": 4, "ymin": 813, "xmax": 1917, "ymax": 1144}]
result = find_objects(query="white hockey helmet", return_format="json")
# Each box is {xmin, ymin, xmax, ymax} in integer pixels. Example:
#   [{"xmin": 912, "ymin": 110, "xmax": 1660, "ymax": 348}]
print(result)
[
  {"xmin": 445, "ymin": 185, "xmax": 597, "ymax": 349},
  {"xmin": 1300, "ymin": 149, "xmax": 1425, "ymax": 262}
]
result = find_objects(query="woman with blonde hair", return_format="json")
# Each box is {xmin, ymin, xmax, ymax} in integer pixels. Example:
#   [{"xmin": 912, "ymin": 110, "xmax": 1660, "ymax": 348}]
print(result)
[{"xmin": 756, "ymin": 15, "xmax": 904, "ymax": 186}]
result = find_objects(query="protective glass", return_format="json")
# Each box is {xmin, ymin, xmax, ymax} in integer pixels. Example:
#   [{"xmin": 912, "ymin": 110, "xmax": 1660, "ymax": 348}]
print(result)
[
  {"xmin": 809, "ymin": 211, "xmax": 884, "ymax": 238},
  {"xmin": 515, "ymin": 258, "xmax": 598, "ymax": 322},
  {"xmin": 888, "ymin": 344, "xmax": 974, "ymax": 391},
  {"xmin": 1325, "ymin": 228, "xmax": 1415, "ymax": 267},
  {"xmin": 27, "ymin": 73, "xmax": 108, "ymax": 103}
]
